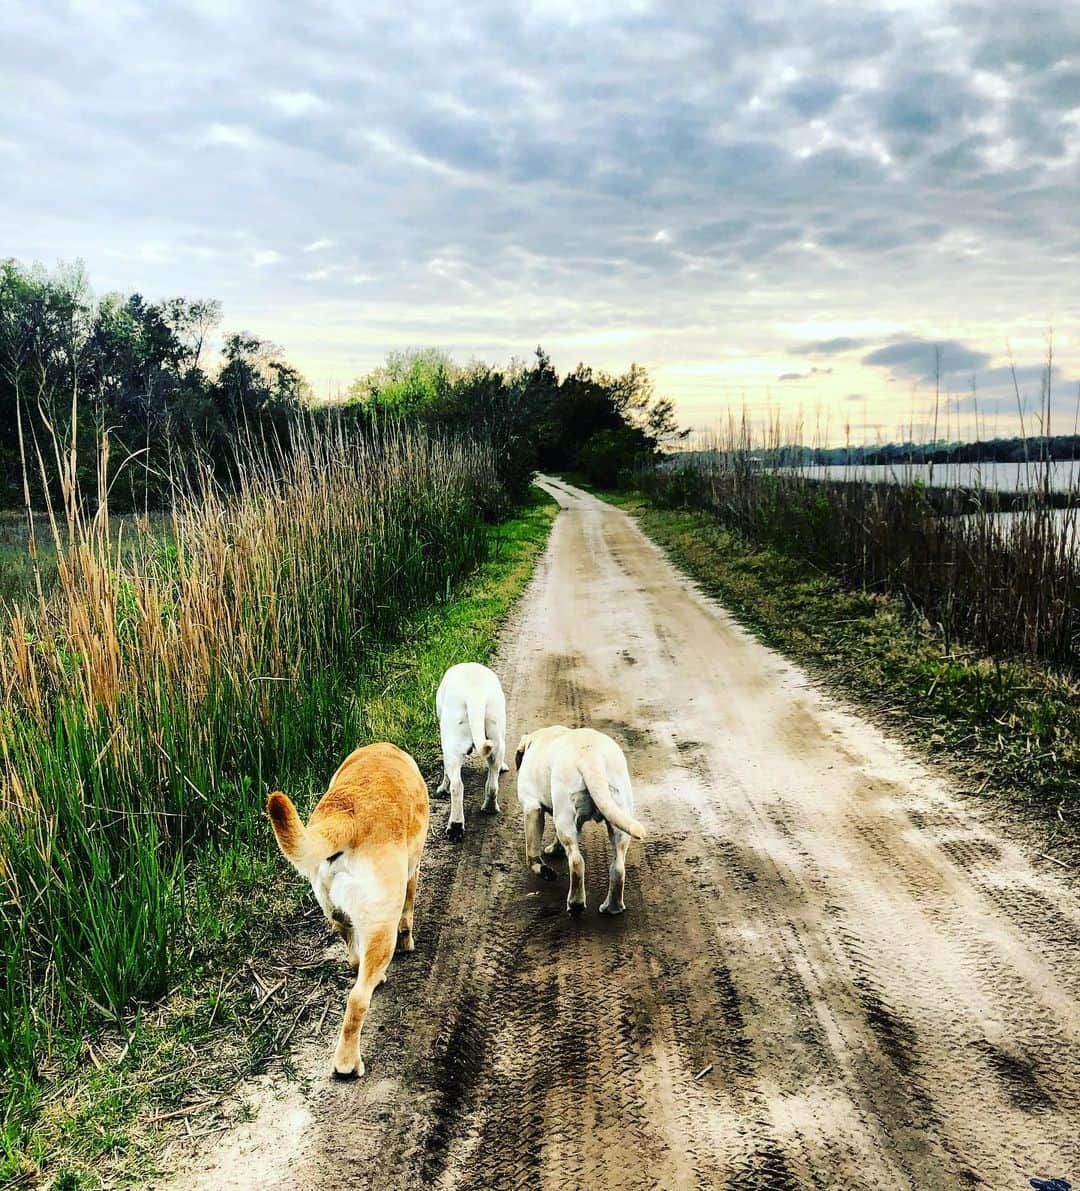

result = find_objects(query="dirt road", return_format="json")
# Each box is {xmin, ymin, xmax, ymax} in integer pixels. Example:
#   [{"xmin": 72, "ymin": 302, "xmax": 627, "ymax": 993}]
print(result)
[{"xmin": 178, "ymin": 478, "xmax": 1080, "ymax": 1190}]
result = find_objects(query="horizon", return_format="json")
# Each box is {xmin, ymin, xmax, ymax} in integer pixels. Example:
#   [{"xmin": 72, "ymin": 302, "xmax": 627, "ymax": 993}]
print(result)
[{"xmin": 4, "ymin": 2, "xmax": 1079, "ymax": 443}]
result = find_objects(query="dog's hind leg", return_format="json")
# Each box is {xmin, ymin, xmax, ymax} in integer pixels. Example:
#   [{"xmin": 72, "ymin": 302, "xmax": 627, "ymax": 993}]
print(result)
[
  {"xmin": 554, "ymin": 805, "xmax": 586, "ymax": 915},
  {"xmin": 480, "ymin": 747, "xmax": 501, "ymax": 815},
  {"xmin": 599, "ymin": 824, "xmax": 630, "ymax": 915},
  {"xmin": 332, "ymin": 921, "xmax": 395, "ymax": 1079},
  {"xmin": 525, "ymin": 806, "xmax": 556, "ymax": 881},
  {"xmin": 398, "ymin": 862, "xmax": 420, "ymax": 952},
  {"xmin": 441, "ymin": 728, "xmax": 466, "ymax": 841}
]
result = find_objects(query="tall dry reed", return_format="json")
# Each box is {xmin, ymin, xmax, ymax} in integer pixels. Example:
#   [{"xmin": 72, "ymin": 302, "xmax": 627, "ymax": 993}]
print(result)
[
  {"xmin": 647, "ymin": 414, "xmax": 1079, "ymax": 668},
  {"xmin": 0, "ymin": 417, "xmax": 499, "ymax": 1107}
]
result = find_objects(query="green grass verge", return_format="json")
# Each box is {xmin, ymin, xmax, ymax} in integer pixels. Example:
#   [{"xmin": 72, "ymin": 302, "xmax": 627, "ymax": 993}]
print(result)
[
  {"xmin": 602, "ymin": 490, "xmax": 1080, "ymax": 844},
  {"xmin": 5, "ymin": 487, "xmax": 557, "ymax": 1190}
]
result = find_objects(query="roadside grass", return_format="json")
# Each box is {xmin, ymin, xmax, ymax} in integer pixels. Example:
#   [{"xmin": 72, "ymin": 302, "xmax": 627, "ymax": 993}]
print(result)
[
  {"xmin": 603, "ymin": 491, "xmax": 1080, "ymax": 844},
  {"xmin": 6, "ymin": 487, "xmax": 557, "ymax": 1189}
]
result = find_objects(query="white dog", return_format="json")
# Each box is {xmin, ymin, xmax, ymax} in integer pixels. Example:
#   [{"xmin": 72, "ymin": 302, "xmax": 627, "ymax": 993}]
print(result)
[
  {"xmin": 435, "ymin": 662, "xmax": 509, "ymax": 840},
  {"xmin": 514, "ymin": 725, "xmax": 645, "ymax": 915}
]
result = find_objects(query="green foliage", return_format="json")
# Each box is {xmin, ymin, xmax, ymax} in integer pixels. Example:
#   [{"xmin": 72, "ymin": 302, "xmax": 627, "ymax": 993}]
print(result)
[
  {"xmin": 0, "ymin": 422, "xmax": 503, "ymax": 1162},
  {"xmin": 577, "ymin": 424, "xmax": 657, "ymax": 488},
  {"xmin": 345, "ymin": 346, "xmax": 683, "ymax": 499},
  {"xmin": 2, "ymin": 486, "xmax": 557, "ymax": 1188},
  {"xmin": 0, "ymin": 258, "xmax": 308, "ymax": 511}
]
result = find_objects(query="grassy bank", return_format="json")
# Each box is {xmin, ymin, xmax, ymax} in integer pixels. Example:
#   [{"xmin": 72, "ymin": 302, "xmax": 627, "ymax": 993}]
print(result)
[
  {"xmin": 605, "ymin": 490, "xmax": 1080, "ymax": 841},
  {"xmin": 3, "ymin": 483, "xmax": 557, "ymax": 1188},
  {"xmin": 644, "ymin": 448, "xmax": 1079, "ymax": 669}
]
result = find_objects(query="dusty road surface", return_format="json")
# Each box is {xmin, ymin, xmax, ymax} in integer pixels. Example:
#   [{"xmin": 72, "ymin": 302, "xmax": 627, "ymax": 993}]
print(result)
[{"xmin": 176, "ymin": 478, "xmax": 1080, "ymax": 1190}]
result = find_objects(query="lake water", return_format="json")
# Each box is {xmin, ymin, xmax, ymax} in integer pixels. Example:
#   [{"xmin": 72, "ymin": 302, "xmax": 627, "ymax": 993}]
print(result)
[
  {"xmin": 961, "ymin": 508, "xmax": 1080, "ymax": 555},
  {"xmin": 791, "ymin": 460, "xmax": 1080, "ymax": 493}
]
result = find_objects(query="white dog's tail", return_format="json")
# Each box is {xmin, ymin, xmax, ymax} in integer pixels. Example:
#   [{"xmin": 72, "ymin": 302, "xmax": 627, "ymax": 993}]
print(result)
[
  {"xmin": 466, "ymin": 694, "xmax": 494, "ymax": 759},
  {"xmin": 578, "ymin": 756, "xmax": 646, "ymax": 840}
]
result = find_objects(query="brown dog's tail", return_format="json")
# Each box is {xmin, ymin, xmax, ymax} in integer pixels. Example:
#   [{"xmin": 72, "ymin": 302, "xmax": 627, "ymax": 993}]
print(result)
[{"xmin": 267, "ymin": 791, "xmax": 324, "ymax": 872}]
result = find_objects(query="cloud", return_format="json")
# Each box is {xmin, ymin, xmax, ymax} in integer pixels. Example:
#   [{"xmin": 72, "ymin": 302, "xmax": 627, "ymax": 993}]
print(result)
[
  {"xmin": 862, "ymin": 338, "xmax": 992, "ymax": 379},
  {"xmin": 268, "ymin": 91, "xmax": 329, "ymax": 118},
  {"xmin": 778, "ymin": 366, "xmax": 834, "ymax": 381},
  {"xmin": 1, "ymin": 0, "xmax": 1077, "ymax": 437},
  {"xmin": 791, "ymin": 337, "xmax": 868, "ymax": 355}
]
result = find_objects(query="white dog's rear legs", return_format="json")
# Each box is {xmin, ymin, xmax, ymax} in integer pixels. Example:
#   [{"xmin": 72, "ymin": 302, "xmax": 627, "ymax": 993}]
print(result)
[
  {"xmin": 525, "ymin": 806, "xmax": 557, "ymax": 881},
  {"xmin": 599, "ymin": 825, "xmax": 630, "ymax": 915},
  {"xmin": 442, "ymin": 747, "xmax": 465, "ymax": 841},
  {"xmin": 479, "ymin": 749, "xmax": 501, "ymax": 815},
  {"xmin": 554, "ymin": 808, "xmax": 586, "ymax": 915}
]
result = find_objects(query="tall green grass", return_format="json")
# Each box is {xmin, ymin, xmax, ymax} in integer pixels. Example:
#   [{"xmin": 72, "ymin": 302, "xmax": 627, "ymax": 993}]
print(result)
[{"xmin": 0, "ymin": 419, "xmax": 500, "ymax": 1132}]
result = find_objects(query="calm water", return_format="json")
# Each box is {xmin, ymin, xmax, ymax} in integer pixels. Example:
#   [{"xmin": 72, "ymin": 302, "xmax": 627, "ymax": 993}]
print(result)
[
  {"xmin": 792, "ymin": 460, "xmax": 1080, "ymax": 493},
  {"xmin": 963, "ymin": 508, "xmax": 1080, "ymax": 555}
]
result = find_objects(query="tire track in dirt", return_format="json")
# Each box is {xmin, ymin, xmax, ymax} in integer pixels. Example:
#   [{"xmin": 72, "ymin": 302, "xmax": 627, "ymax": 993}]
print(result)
[{"xmin": 172, "ymin": 478, "xmax": 1080, "ymax": 1190}]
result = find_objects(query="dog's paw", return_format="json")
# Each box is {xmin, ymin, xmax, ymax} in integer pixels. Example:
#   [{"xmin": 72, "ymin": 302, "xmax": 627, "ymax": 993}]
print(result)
[
  {"xmin": 446, "ymin": 821, "xmax": 465, "ymax": 842},
  {"xmin": 599, "ymin": 900, "xmax": 625, "ymax": 916}
]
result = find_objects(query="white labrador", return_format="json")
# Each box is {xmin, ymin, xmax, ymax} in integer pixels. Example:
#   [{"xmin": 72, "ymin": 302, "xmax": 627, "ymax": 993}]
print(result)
[
  {"xmin": 515, "ymin": 725, "xmax": 645, "ymax": 915},
  {"xmin": 435, "ymin": 662, "xmax": 509, "ymax": 840}
]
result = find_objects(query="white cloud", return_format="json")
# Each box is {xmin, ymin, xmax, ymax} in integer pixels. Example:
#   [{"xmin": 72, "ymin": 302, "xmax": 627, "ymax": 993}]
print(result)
[
  {"xmin": 268, "ymin": 91, "xmax": 329, "ymax": 118},
  {"xmin": 199, "ymin": 123, "xmax": 258, "ymax": 150},
  {"xmin": 2, "ymin": 0, "xmax": 1078, "ymax": 438}
]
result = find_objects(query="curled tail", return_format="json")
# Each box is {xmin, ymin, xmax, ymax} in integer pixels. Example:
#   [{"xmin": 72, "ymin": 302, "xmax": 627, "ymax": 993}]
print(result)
[
  {"xmin": 267, "ymin": 791, "xmax": 326, "ymax": 872},
  {"xmin": 578, "ymin": 756, "xmax": 646, "ymax": 841},
  {"xmin": 466, "ymin": 694, "xmax": 494, "ymax": 759}
]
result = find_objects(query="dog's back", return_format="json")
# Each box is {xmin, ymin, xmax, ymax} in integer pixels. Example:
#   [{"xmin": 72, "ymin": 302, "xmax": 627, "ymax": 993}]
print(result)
[{"xmin": 268, "ymin": 742, "xmax": 428, "ymax": 876}]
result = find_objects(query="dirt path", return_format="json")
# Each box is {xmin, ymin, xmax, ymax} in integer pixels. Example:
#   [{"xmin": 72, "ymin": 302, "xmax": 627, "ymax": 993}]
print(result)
[{"xmin": 174, "ymin": 478, "xmax": 1080, "ymax": 1190}]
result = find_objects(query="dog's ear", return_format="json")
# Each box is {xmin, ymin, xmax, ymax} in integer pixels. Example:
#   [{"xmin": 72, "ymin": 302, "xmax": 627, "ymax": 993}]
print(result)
[{"xmin": 514, "ymin": 733, "xmax": 531, "ymax": 770}]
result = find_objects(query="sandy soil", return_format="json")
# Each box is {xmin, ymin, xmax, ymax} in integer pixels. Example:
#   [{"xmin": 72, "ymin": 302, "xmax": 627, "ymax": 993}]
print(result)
[{"xmin": 168, "ymin": 477, "xmax": 1080, "ymax": 1190}]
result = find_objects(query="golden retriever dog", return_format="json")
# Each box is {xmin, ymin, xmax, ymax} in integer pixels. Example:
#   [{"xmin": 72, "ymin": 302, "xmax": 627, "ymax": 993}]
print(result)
[
  {"xmin": 515, "ymin": 725, "xmax": 645, "ymax": 916},
  {"xmin": 267, "ymin": 742, "xmax": 429, "ymax": 1078}
]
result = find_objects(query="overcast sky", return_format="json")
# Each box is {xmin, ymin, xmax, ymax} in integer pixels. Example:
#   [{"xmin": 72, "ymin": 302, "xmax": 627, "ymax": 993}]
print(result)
[{"xmin": 3, "ymin": 0, "xmax": 1079, "ymax": 440}]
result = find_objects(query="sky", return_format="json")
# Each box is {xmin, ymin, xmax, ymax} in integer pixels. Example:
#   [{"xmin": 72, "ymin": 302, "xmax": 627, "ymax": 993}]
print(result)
[{"xmin": 2, "ymin": 0, "xmax": 1079, "ymax": 442}]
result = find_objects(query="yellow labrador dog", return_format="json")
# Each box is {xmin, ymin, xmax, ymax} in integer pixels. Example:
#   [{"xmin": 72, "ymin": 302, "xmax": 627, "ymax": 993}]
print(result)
[
  {"xmin": 436, "ymin": 662, "xmax": 509, "ymax": 840},
  {"xmin": 515, "ymin": 725, "xmax": 645, "ymax": 916},
  {"xmin": 267, "ymin": 742, "xmax": 429, "ymax": 1078}
]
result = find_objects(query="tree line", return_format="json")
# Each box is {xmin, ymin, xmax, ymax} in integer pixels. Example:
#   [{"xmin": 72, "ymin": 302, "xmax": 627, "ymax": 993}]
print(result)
[{"xmin": 0, "ymin": 260, "xmax": 682, "ymax": 510}]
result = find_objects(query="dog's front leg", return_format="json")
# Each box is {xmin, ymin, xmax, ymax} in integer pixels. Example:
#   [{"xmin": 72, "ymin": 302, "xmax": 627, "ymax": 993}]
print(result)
[{"xmin": 524, "ymin": 806, "xmax": 556, "ymax": 881}]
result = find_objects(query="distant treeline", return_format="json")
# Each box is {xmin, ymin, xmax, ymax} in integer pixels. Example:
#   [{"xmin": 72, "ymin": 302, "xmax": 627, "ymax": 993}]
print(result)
[
  {"xmin": 0, "ymin": 260, "xmax": 681, "ymax": 509},
  {"xmin": 0, "ymin": 260, "xmax": 308, "ymax": 509},
  {"xmin": 710, "ymin": 436, "xmax": 1080, "ymax": 467}
]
